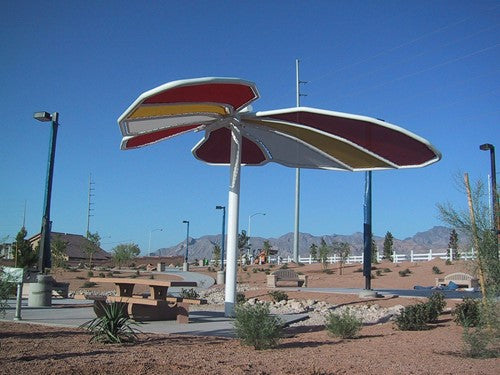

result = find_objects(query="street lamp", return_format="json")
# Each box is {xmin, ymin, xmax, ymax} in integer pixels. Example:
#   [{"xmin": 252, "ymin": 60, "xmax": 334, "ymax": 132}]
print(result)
[
  {"xmin": 480, "ymin": 144, "xmax": 498, "ymax": 253},
  {"xmin": 248, "ymin": 212, "xmax": 266, "ymax": 259},
  {"xmin": 182, "ymin": 220, "xmax": 190, "ymax": 271},
  {"xmin": 216, "ymin": 206, "xmax": 226, "ymax": 271},
  {"xmin": 148, "ymin": 228, "xmax": 163, "ymax": 255},
  {"xmin": 34, "ymin": 111, "xmax": 59, "ymax": 273}
]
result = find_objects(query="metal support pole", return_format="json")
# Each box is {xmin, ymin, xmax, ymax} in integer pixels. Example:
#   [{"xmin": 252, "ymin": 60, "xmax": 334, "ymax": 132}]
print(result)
[
  {"xmin": 225, "ymin": 123, "xmax": 242, "ymax": 317},
  {"xmin": 14, "ymin": 282, "xmax": 23, "ymax": 321},
  {"xmin": 38, "ymin": 112, "xmax": 59, "ymax": 273},
  {"xmin": 363, "ymin": 171, "xmax": 372, "ymax": 290}
]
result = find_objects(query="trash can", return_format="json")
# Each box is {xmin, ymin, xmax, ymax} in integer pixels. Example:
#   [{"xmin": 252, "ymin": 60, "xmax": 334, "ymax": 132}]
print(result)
[{"xmin": 28, "ymin": 275, "xmax": 53, "ymax": 307}]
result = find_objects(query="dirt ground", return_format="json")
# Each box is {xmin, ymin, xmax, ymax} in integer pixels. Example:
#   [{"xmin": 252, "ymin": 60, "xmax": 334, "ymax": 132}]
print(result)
[{"xmin": 2, "ymin": 259, "xmax": 498, "ymax": 374}]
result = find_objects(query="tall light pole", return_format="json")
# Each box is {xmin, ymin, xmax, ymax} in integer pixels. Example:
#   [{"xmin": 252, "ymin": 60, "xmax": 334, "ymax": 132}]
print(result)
[
  {"xmin": 148, "ymin": 228, "xmax": 163, "ymax": 255},
  {"xmin": 216, "ymin": 206, "xmax": 226, "ymax": 271},
  {"xmin": 480, "ymin": 143, "xmax": 498, "ymax": 256},
  {"xmin": 34, "ymin": 111, "xmax": 59, "ymax": 273},
  {"xmin": 182, "ymin": 220, "xmax": 190, "ymax": 271},
  {"xmin": 248, "ymin": 212, "xmax": 266, "ymax": 258}
]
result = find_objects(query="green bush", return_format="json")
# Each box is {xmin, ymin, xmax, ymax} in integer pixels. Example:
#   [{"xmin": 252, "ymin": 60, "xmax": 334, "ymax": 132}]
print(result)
[
  {"xmin": 98, "ymin": 272, "xmax": 106, "ymax": 278},
  {"xmin": 268, "ymin": 290, "xmax": 288, "ymax": 302},
  {"xmin": 398, "ymin": 268, "xmax": 412, "ymax": 277},
  {"xmin": 395, "ymin": 304, "xmax": 430, "ymax": 331},
  {"xmin": 180, "ymin": 288, "xmax": 199, "ymax": 299},
  {"xmin": 383, "ymin": 268, "xmax": 392, "ymax": 273},
  {"xmin": 82, "ymin": 281, "xmax": 97, "ymax": 288},
  {"xmin": 236, "ymin": 292, "xmax": 247, "ymax": 304},
  {"xmin": 432, "ymin": 266, "xmax": 442, "ymax": 274},
  {"xmin": 233, "ymin": 303, "xmax": 283, "ymax": 350},
  {"xmin": 81, "ymin": 302, "xmax": 140, "ymax": 343},
  {"xmin": 375, "ymin": 269, "xmax": 382, "ymax": 276},
  {"xmin": 279, "ymin": 263, "xmax": 288, "ymax": 270},
  {"xmin": 445, "ymin": 259, "xmax": 452, "ymax": 266},
  {"xmin": 425, "ymin": 292, "xmax": 446, "ymax": 322},
  {"xmin": 325, "ymin": 309, "xmax": 363, "ymax": 339},
  {"xmin": 454, "ymin": 298, "xmax": 481, "ymax": 327},
  {"xmin": 87, "ymin": 271, "xmax": 94, "ymax": 278}
]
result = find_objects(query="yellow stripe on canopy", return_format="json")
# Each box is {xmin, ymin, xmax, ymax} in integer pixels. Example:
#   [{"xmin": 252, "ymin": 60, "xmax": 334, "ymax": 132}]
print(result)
[
  {"xmin": 128, "ymin": 104, "xmax": 228, "ymax": 119},
  {"xmin": 247, "ymin": 119, "xmax": 392, "ymax": 169}
]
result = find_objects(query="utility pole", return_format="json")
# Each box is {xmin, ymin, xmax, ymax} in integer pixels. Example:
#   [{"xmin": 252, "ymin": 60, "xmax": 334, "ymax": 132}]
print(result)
[
  {"xmin": 86, "ymin": 173, "xmax": 95, "ymax": 237},
  {"xmin": 293, "ymin": 59, "xmax": 307, "ymax": 262}
]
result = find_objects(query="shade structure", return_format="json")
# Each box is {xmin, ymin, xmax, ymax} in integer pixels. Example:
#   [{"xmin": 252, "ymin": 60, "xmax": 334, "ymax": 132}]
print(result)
[{"xmin": 118, "ymin": 77, "xmax": 441, "ymax": 316}]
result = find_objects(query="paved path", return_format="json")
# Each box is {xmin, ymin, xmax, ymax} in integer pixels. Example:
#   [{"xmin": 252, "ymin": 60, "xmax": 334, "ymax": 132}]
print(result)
[{"xmin": 280, "ymin": 286, "xmax": 481, "ymax": 299}]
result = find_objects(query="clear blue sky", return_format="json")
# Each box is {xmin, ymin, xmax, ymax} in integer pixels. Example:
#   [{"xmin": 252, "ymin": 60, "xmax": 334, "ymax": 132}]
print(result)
[{"xmin": 1, "ymin": 1, "xmax": 498, "ymax": 254}]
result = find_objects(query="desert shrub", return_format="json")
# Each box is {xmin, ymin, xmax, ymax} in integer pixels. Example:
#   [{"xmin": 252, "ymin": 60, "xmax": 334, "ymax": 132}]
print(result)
[
  {"xmin": 395, "ymin": 303, "xmax": 430, "ymax": 331},
  {"xmin": 233, "ymin": 303, "xmax": 283, "ymax": 350},
  {"xmin": 106, "ymin": 272, "xmax": 114, "ymax": 277},
  {"xmin": 264, "ymin": 269, "xmax": 270, "ymax": 275},
  {"xmin": 82, "ymin": 281, "xmax": 97, "ymax": 288},
  {"xmin": 279, "ymin": 263, "xmax": 288, "ymax": 270},
  {"xmin": 297, "ymin": 262, "xmax": 305, "ymax": 267},
  {"xmin": 98, "ymin": 272, "xmax": 106, "ymax": 278},
  {"xmin": 398, "ymin": 268, "xmax": 412, "ymax": 277},
  {"xmin": 375, "ymin": 269, "xmax": 382, "ymax": 277},
  {"xmin": 454, "ymin": 298, "xmax": 481, "ymax": 327},
  {"xmin": 425, "ymin": 292, "xmax": 446, "ymax": 322},
  {"xmin": 236, "ymin": 292, "xmax": 247, "ymax": 304},
  {"xmin": 383, "ymin": 268, "xmax": 392, "ymax": 273},
  {"xmin": 135, "ymin": 269, "xmax": 140, "ymax": 276},
  {"xmin": 180, "ymin": 288, "xmax": 199, "ymax": 299},
  {"xmin": 76, "ymin": 276, "xmax": 86, "ymax": 280},
  {"xmin": 87, "ymin": 271, "xmax": 94, "ymax": 278},
  {"xmin": 269, "ymin": 264, "xmax": 274, "ymax": 268},
  {"xmin": 149, "ymin": 274, "xmax": 155, "ymax": 279},
  {"xmin": 268, "ymin": 290, "xmax": 288, "ymax": 302},
  {"xmin": 81, "ymin": 302, "xmax": 140, "ymax": 343},
  {"xmin": 445, "ymin": 259, "xmax": 452, "ymax": 266},
  {"xmin": 432, "ymin": 266, "xmax": 442, "ymax": 274},
  {"xmin": 323, "ymin": 269, "xmax": 333, "ymax": 274},
  {"xmin": 252, "ymin": 268, "xmax": 258, "ymax": 273},
  {"xmin": 462, "ymin": 325, "xmax": 500, "ymax": 358},
  {"xmin": 325, "ymin": 309, "xmax": 363, "ymax": 339}
]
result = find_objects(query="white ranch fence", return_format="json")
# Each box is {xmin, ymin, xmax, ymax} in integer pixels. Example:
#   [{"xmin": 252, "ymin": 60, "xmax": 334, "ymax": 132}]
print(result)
[{"xmin": 209, "ymin": 248, "xmax": 475, "ymax": 266}]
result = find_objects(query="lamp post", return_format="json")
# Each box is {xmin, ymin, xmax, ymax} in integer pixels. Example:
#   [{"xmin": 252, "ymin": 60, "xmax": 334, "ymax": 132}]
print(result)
[
  {"xmin": 148, "ymin": 228, "xmax": 163, "ymax": 255},
  {"xmin": 480, "ymin": 143, "xmax": 498, "ymax": 256},
  {"xmin": 248, "ymin": 212, "xmax": 266, "ymax": 260},
  {"xmin": 216, "ymin": 206, "xmax": 226, "ymax": 271},
  {"xmin": 34, "ymin": 111, "xmax": 59, "ymax": 273},
  {"xmin": 182, "ymin": 220, "xmax": 190, "ymax": 271}
]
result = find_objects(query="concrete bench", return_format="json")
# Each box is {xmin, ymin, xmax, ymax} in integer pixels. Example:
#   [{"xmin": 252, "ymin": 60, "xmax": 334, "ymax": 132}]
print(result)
[
  {"xmin": 435, "ymin": 272, "xmax": 479, "ymax": 289},
  {"xmin": 267, "ymin": 269, "xmax": 307, "ymax": 288}
]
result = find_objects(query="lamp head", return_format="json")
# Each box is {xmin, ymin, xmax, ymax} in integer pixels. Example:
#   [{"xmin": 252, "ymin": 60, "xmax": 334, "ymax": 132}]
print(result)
[
  {"xmin": 33, "ymin": 111, "xmax": 52, "ymax": 122},
  {"xmin": 216, "ymin": 205, "xmax": 225, "ymax": 210},
  {"xmin": 182, "ymin": 220, "xmax": 189, "ymax": 224},
  {"xmin": 480, "ymin": 143, "xmax": 494, "ymax": 151}
]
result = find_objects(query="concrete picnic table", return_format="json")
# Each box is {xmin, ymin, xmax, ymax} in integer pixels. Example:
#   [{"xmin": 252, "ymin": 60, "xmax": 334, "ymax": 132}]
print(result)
[{"xmin": 89, "ymin": 277, "xmax": 203, "ymax": 323}]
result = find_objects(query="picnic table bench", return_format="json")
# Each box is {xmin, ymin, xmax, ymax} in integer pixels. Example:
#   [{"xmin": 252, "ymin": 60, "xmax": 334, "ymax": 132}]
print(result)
[
  {"xmin": 267, "ymin": 269, "xmax": 308, "ymax": 288},
  {"xmin": 89, "ymin": 277, "xmax": 206, "ymax": 323},
  {"xmin": 435, "ymin": 272, "xmax": 479, "ymax": 289}
]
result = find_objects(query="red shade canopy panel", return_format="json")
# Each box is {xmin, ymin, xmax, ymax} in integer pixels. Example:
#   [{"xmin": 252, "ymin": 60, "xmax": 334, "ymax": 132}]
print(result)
[{"xmin": 118, "ymin": 77, "xmax": 441, "ymax": 171}]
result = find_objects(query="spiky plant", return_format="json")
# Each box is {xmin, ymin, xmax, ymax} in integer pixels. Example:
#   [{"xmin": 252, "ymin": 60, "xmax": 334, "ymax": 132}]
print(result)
[{"xmin": 81, "ymin": 302, "xmax": 141, "ymax": 343}]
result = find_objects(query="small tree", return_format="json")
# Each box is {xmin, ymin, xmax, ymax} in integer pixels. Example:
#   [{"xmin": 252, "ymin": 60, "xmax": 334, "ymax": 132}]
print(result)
[
  {"xmin": 371, "ymin": 238, "xmax": 378, "ymax": 263},
  {"xmin": 383, "ymin": 231, "xmax": 394, "ymax": 261},
  {"xmin": 112, "ymin": 243, "xmax": 140, "ymax": 268},
  {"xmin": 318, "ymin": 238, "xmax": 331, "ymax": 270},
  {"xmin": 238, "ymin": 230, "xmax": 250, "ymax": 267},
  {"xmin": 309, "ymin": 243, "xmax": 318, "ymax": 261},
  {"xmin": 15, "ymin": 227, "xmax": 37, "ymax": 268},
  {"xmin": 262, "ymin": 240, "xmax": 272, "ymax": 257},
  {"xmin": 85, "ymin": 231, "xmax": 101, "ymax": 269},
  {"xmin": 448, "ymin": 229, "xmax": 460, "ymax": 260},
  {"xmin": 51, "ymin": 235, "xmax": 68, "ymax": 268},
  {"xmin": 212, "ymin": 243, "xmax": 221, "ymax": 267},
  {"xmin": 333, "ymin": 241, "xmax": 351, "ymax": 275}
]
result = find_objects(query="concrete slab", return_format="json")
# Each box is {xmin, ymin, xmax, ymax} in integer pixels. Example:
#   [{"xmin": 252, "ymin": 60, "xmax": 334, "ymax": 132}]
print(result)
[{"xmin": 1, "ymin": 299, "xmax": 308, "ymax": 338}]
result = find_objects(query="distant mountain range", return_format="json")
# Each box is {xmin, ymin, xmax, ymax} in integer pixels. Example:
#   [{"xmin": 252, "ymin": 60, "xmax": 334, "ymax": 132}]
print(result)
[{"xmin": 152, "ymin": 226, "xmax": 458, "ymax": 261}]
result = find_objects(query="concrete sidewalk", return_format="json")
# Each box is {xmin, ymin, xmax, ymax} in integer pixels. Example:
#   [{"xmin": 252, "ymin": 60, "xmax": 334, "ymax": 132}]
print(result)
[{"xmin": 0, "ymin": 299, "xmax": 308, "ymax": 338}]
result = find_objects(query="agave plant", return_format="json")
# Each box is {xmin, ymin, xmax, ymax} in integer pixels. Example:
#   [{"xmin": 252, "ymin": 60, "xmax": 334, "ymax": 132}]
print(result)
[{"xmin": 81, "ymin": 302, "xmax": 141, "ymax": 343}]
